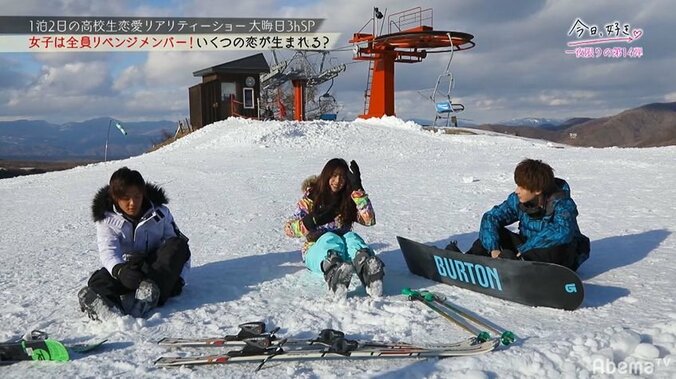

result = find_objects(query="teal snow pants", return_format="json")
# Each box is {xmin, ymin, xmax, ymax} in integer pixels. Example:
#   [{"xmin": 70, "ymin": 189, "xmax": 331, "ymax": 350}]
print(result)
[{"xmin": 304, "ymin": 231, "xmax": 373, "ymax": 274}]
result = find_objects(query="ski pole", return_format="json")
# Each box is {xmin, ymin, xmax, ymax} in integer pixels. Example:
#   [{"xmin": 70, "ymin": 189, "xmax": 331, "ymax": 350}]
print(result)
[
  {"xmin": 402, "ymin": 288, "xmax": 491, "ymax": 343},
  {"xmin": 419, "ymin": 290, "xmax": 516, "ymax": 346}
]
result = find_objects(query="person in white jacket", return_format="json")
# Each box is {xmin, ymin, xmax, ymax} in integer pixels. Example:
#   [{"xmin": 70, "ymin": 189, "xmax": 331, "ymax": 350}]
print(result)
[{"xmin": 78, "ymin": 167, "xmax": 190, "ymax": 320}]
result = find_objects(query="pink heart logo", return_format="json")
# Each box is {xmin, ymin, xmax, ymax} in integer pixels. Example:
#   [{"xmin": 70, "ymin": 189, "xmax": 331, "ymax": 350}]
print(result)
[{"xmin": 630, "ymin": 28, "xmax": 643, "ymax": 42}]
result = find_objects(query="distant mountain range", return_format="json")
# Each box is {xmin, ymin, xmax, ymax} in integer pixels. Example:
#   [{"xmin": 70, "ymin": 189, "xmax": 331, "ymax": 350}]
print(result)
[
  {"xmin": 498, "ymin": 118, "xmax": 566, "ymax": 128},
  {"xmin": 0, "ymin": 118, "xmax": 175, "ymax": 160},
  {"xmin": 469, "ymin": 102, "xmax": 676, "ymax": 147}
]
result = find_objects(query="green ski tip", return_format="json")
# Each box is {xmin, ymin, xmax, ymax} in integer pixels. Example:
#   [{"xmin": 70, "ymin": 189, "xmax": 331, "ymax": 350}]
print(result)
[
  {"xmin": 476, "ymin": 331, "xmax": 491, "ymax": 343},
  {"xmin": 401, "ymin": 288, "xmax": 419, "ymax": 299},
  {"xmin": 23, "ymin": 339, "xmax": 70, "ymax": 361},
  {"xmin": 401, "ymin": 288, "xmax": 436, "ymax": 302},
  {"xmin": 500, "ymin": 331, "xmax": 516, "ymax": 345}
]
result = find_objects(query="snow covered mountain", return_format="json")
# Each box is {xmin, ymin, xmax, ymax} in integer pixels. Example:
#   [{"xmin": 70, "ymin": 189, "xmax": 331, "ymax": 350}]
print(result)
[
  {"xmin": 1, "ymin": 117, "xmax": 675, "ymax": 378},
  {"xmin": 498, "ymin": 118, "xmax": 566, "ymax": 128}
]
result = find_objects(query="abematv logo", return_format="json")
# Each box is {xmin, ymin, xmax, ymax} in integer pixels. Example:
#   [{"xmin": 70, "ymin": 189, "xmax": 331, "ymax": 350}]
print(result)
[{"xmin": 564, "ymin": 18, "xmax": 643, "ymax": 59}]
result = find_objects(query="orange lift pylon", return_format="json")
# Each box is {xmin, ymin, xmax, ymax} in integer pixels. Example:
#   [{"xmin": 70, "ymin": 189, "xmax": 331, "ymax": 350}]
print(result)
[
  {"xmin": 349, "ymin": 7, "xmax": 475, "ymax": 119},
  {"xmin": 292, "ymin": 79, "xmax": 307, "ymax": 121}
]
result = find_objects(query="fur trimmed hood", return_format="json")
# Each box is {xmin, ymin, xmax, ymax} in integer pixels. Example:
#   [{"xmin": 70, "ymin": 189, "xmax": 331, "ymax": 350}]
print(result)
[
  {"xmin": 92, "ymin": 183, "xmax": 169, "ymax": 221},
  {"xmin": 301, "ymin": 175, "xmax": 317, "ymax": 193}
]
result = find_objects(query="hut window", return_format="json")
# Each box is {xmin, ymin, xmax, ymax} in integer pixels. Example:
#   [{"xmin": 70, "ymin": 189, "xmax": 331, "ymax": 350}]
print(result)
[
  {"xmin": 221, "ymin": 82, "xmax": 236, "ymax": 101},
  {"xmin": 243, "ymin": 87, "xmax": 255, "ymax": 109}
]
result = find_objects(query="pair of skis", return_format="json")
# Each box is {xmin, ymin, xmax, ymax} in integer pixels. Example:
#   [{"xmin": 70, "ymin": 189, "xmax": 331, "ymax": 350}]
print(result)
[
  {"xmin": 402, "ymin": 288, "xmax": 516, "ymax": 346},
  {"xmin": 154, "ymin": 321, "xmax": 500, "ymax": 369}
]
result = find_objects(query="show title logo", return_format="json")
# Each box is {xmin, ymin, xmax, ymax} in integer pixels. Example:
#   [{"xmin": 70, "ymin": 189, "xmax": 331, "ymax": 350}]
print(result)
[{"xmin": 565, "ymin": 18, "xmax": 643, "ymax": 59}]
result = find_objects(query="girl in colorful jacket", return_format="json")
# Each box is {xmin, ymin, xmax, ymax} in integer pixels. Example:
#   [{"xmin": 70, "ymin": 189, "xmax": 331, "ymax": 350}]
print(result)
[{"xmin": 284, "ymin": 158, "xmax": 384, "ymax": 297}]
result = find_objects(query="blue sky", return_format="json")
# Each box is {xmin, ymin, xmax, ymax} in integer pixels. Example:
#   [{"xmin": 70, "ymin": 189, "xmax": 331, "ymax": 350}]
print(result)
[{"xmin": 0, "ymin": 0, "xmax": 673, "ymax": 124}]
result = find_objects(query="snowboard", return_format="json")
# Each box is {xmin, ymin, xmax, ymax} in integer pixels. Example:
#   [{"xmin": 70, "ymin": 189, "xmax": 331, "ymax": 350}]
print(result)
[
  {"xmin": 0, "ymin": 339, "xmax": 69, "ymax": 364},
  {"xmin": 397, "ymin": 236, "xmax": 584, "ymax": 310}
]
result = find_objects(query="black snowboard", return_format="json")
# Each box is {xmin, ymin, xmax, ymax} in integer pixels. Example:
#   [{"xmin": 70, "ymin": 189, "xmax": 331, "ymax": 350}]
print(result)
[{"xmin": 397, "ymin": 236, "xmax": 584, "ymax": 310}]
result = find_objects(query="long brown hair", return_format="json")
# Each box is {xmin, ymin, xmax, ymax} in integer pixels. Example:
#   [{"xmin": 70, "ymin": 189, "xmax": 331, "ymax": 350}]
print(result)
[{"xmin": 310, "ymin": 158, "xmax": 358, "ymax": 226}]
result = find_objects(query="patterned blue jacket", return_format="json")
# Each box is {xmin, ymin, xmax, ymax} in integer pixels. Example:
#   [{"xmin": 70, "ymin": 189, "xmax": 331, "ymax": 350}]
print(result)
[{"xmin": 479, "ymin": 179, "xmax": 589, "ymax": 262}]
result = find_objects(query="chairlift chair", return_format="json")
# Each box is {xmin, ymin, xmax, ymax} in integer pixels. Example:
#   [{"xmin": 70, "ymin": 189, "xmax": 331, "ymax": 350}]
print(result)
[
  {"xmin": 318, "ymin": 79, "xmax": 340, "ymax": 121},
  {"xmin": 430, "ymin": 33, "xmax": 466, "ymax": 127},
  {"xmin": 434, "ymin": 98, "xmax": 465, "ymax": 127}
]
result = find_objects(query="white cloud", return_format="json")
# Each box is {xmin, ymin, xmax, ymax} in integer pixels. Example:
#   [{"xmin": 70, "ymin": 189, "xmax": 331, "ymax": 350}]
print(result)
[
  {"xmin": 122, "ymin": 88, "xmax": 186, "ymax": 114},
  {"xmin": 113, "ymin": 64, "xmax": 144, "ymax": 91},
  {"xmin": 535, "ymin": 90, "xmax": 598, "ymax": 106},
  {"xmin": 112, "ymin": 50, "xmax": 259, "ymax": 93},
  {"xmin": 31, "ymin": 62, "xmax": 111, "ymax": 95}
]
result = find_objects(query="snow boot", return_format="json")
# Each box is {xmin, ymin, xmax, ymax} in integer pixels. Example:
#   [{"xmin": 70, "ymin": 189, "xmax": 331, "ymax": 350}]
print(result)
[
  {"xmin": 353, "ymin": 249, "xmax": 385, "ymax": 297},
  {"xmin": 321, "ymin": 250, "xmax": 354, "ymax": 296},
  {"xmin": 78, "ymin": 286, "xmax": 122, "ymax": 321},
  {"xmin": 127, "ymin": 279, "xmax": 160, "ymax": 318},
  {"xmin": 444, "ymin": 240, "xmax": 462, "ymax": 253},
  {"xmin": 498, "ymin": 249, "xmax": 520, "ymax": 260}
]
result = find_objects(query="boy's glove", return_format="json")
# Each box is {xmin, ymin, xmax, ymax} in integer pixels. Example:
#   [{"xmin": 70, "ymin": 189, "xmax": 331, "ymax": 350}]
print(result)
[{"xmin": 112, "ymin": 262, "xmax": 144, "ymax": 290}]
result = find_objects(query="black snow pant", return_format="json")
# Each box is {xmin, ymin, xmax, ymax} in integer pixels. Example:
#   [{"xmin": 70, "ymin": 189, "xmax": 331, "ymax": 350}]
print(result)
[
  {"xmin": 88, "ymin": 237, "xmax": 190, "ymax": 311},
  {"xmin": 466, "ymin": 227, "xmax": 578, "ymax": 270}
]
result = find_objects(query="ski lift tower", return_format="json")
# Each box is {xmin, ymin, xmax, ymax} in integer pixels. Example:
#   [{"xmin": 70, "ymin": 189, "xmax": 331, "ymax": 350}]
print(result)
[{"xmin": 350, "ymin": 7, "xmax": 475, "ymax": 119}]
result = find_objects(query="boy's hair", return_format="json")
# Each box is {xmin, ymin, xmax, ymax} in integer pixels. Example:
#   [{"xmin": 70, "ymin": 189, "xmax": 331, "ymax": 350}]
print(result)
[
  {"xmin": 109, "ymin": 167, "xmax": 145, "ymax": 199},
  {"xmin": 514, "ymin": 159, "xmax": 555, "ymax": 193}
]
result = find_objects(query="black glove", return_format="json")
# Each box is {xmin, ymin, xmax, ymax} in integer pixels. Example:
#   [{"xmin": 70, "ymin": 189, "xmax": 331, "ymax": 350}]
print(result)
[
  {"xmin": 112, "ymin": 263, "xmax": 144, "ymax": 290},
  {"xmin": 121, "ymin": 252, "xmax": 146, "ymax": 267},
  {"xmin": 302, "ymin": 203, "xmax": 338, "ymax": 231},
  {"xmin": 346, "ymin": 160, "xmax": 363, "ymax": 191}
]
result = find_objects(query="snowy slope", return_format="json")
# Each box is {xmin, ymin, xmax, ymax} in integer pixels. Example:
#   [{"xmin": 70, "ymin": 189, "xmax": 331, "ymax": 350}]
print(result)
[{"xmin": 1, "ymin": 118, "xmax": 675, "ymax": 378}]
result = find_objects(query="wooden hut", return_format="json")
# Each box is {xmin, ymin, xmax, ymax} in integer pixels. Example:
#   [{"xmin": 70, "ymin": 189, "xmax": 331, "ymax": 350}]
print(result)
[{"xmin": 189, "ymin": 53, "xmax": 270, "ymax": 129}]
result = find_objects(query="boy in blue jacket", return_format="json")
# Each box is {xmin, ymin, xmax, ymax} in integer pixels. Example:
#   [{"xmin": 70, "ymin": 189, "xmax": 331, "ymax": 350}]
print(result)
[{"xmin": 452, "ymin": 159, "xmax": 590, "ymax": 271}]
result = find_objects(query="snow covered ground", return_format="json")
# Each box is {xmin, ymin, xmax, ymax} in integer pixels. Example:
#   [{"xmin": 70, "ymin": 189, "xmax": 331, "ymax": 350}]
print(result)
[{"xmin": 1, "ymin": 117, "xmax": 675, "ymax": 378}]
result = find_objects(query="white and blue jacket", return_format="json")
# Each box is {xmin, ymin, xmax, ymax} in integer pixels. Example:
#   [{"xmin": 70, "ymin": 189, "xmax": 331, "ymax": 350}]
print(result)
[{"xmin": 91, "ymin": 184, "xmax": 190, "ymax": 277}]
